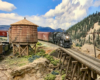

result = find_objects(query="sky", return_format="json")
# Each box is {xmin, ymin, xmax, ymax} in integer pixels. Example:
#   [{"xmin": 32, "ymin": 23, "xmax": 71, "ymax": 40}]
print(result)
[{"xmin": 0, "ymin": 0, "xmax": 100, "ymax": 30}]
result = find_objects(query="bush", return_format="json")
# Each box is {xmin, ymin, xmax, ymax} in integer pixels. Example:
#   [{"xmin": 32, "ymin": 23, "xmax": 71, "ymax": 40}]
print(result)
[
  {"xmin": 62, "ymin": 74, "xmax": 66, "ymax": 80},
  {"xmin": 37, "ymin": 42, "xmax": 42, "ymax": 45},
  {"xmin": 51, "ymin": 70, "xmax": 59, "ymax": 75},
  {"xmin": 76, "ymin": 43, "xmax": 79, "ymax": 46},
  {"xmin": 44, "ymin": 73, "xmax": 56, "ymax": 80},
  {"xmin": 51, "ymin": 60, "xmax": 59, "ymax": 66},
  {"xmin": 35, "ymin": 49, "xmax": 59, "ymax": 66},
  {"xmin": 28, "ymin": 55, "xmax": 40, "ymax": 62}
]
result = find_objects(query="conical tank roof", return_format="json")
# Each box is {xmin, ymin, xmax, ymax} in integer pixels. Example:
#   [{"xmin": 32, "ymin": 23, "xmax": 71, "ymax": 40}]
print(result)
[{"xmin": 11, "ymin": 17, "xmax": 38, "ymax": 26}]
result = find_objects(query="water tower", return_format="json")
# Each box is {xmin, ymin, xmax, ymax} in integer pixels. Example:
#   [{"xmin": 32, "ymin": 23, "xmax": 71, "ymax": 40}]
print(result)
[{"xmin": 9, "ymin": 18, "xmax": 38, "ymax": 56}]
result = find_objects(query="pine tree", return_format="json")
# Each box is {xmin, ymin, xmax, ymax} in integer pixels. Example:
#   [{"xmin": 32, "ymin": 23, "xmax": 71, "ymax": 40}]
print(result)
[{"xmin": 98, "ymin": 16, "xmax": 100, "ymax": 25}]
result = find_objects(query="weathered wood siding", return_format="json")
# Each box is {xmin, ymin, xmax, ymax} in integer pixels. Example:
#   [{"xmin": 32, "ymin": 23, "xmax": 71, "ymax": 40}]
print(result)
[{"xmin": 11, "ymin": 26, "xmax": 37, "ymax": 43}]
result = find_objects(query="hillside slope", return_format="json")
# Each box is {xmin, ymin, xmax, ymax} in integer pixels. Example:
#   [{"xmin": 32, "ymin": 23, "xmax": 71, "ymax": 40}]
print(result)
[{"xmin": 67, "ymin": 12, "xmax": 100, "ymax": 48}]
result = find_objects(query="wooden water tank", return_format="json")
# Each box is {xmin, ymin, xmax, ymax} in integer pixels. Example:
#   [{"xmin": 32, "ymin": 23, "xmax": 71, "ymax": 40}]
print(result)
[{"xmin": 10, "ymin": 18, "xmax": 38, "ymax": 44}]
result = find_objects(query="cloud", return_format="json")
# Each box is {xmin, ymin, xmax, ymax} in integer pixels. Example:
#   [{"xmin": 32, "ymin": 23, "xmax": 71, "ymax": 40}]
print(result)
[
  {"xmin": 43, "ymin": 0, "xmax": 93, "ymax": 29},
  {"xmin": 0, "ymin": 0, "xmax": 99, "ymax": 30},
  {"xmin": 93, "ymin": 0, "xmax": 100, "ymax": 7},
  {"xmin": 0, "ymin": 0, "xmax": 16, "ymax": 12}
]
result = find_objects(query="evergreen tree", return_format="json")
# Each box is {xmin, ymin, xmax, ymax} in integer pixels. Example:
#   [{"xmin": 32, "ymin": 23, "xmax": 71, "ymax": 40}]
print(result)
[{"xmin": 98, "ymin": 16, "xmax": 100, "ymax": 25}]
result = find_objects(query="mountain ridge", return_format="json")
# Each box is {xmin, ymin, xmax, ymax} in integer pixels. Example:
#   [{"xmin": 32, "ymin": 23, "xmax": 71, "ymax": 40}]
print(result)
[{"xmin": 0, "ymin": 25, "xmax": 63, "ymax": 32}]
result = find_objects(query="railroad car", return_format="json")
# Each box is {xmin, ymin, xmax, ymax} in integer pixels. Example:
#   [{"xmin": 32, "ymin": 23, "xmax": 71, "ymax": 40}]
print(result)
[
  {"xmin": 0, "ymin": 42, "xmax": 11, "ymax": 54},
  {"xmin": 0, "ymin": 30, "xmax": 7, "ymax": 37},
  {"xmin": 38, "ymin": 32, "xmax": 72, "ymax": 48}
]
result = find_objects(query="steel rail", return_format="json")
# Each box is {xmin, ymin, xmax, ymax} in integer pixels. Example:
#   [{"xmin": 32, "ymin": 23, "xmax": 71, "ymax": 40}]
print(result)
[
  {"xmin": 59, "ymin": 47, "xmax": 100, "ymax": 75},
  {"xmin": 67, "ymin": 49, "xmax": 100, "ymax": 67},
  {"xmin": 71, "ymin": 48, "xmax": 100, "ymax": 62}
]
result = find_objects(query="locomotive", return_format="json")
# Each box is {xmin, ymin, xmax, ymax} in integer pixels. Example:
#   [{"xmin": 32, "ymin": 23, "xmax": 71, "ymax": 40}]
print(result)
[{"xmin": 49, "ymin": 32, "xmax": 72, "ymax": 47}]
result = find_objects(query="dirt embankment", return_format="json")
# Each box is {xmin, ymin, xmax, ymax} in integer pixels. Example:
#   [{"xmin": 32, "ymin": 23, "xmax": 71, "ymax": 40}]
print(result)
[
  {"xmin": 0, "ymin": 58, "xmax": 51, "ymax": 80},
  {"xmin": 0, "ymin": 41, "xmax": 60, "ymax": 80}
]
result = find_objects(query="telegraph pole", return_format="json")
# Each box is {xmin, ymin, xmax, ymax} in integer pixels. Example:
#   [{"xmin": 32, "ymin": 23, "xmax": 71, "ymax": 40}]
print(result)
[{"xmin": 93, "ymin": 32, "xmax": 96, "ymax": 58}]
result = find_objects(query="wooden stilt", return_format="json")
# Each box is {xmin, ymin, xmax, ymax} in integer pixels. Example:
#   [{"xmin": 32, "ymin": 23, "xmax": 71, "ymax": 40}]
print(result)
[
  {"xmin": 60, "ymin": 54, "xmax": 66, "ymax": 74},
  {"xmin": 19, "ymin": 44, "xmax": 21, "ymax": 56},
  {"xmin": 71, "ymin": 61, "xmax": 78, "ymax": 80},
  {"xmin": 35, "ymin": 44, "xmax": 36, "ymax": 54},
  {"xmin": 88, "ymin": 69, "xmax": 91, "ymax": 80},
  {"xmin": 64, "ymin": 56, "xmax": 71, "ymax": 80},
  {"xmin": 59, "ymin": 51, "xmax": 63, "ymax": 69},
  {"xmin": 13, "ymin": 44, "xmax": 14, "ymax": 55},
  {"xmin": 27, "ymin": 45, "xmax": 29, "ymax": 56},
  {"xmin": 93, "ymin": 72, "xmax": 97, "ymax": 80}
]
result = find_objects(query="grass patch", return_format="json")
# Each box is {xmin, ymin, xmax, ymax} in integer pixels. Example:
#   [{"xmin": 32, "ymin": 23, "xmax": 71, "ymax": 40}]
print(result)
[
  {"xmin": 35, "ymin": 49, "xmax": 59, "ymax": 66},
  {"xmin": 50, "ymin": 50, "xmax": 56, "ymax": 54},
  {"xmin": 62, "ymin": 74, "xmax": 66, "ymax": 80},
  {"xmin": 44, "ymin": 73, "xmax": 56, "ymax": 80}
]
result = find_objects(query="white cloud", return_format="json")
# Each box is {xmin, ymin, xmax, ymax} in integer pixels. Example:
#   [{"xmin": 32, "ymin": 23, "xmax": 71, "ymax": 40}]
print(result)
[
  {"xmin": 0, "ymin": 0, "xmax": 16, "ymax": 12},
  {"xmin": 93, "ymin": 0, "xmax": 100, "ymax": 7},
  {"xmin": 0, "ymin": 0, "xmax": 98, "ymax": 30},
  {"xmin": 43, "ymin": 0, "xmax": 93, "ymax": 29}
]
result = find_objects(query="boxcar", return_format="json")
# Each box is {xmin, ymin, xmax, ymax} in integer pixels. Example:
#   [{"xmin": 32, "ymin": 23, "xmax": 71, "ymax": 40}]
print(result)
[
  {"xmin": 42, "ymin": 32, "xmax": 51, "ymax": 41},
  {"xmin": 38, "ymin": 32, "xmax": 51, "ymax": 41},
  {"xmin": 0, "ymin": 30, "xmax": 7, "ymax": 37},
  {"xmin": 38, "ymin": 32, "xmax": 43, "ymax": 40}
]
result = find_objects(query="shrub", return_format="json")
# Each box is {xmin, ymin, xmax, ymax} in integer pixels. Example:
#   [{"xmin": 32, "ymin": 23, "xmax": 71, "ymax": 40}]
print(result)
[
  {"xmin": 37, "ymin": 42, "xmax": 42, "ymax": 45},
  {"xmin": 44, "ymin": 73, "xmax": 56, "ymax": 80},
  {"xmin": 51, "ymin": 70, "xmax": 59, "ymax": 75},
  {"xmin": 35, "ymin": 49, "xmax": 59, "ymax": 66},
  {"xmin": 28, "ymin": 55, "xmax": 40, "ymax": 62},
  {"xmin": 76, "ymin": 43, "xmax": 79, "ymax": 46},
  {"xmin": 62, "ymin": 74, "xmax": 66, "ymax": 80}
]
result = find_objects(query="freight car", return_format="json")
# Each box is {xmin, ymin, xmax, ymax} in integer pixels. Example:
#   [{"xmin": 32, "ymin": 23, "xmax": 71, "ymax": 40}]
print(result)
[
  {"xmin": 38, "ymin": 32, "xmax": 72, "ymax": 48},
  {"xmin": 0, "ymin": 30, "xmax": 7, "ymax": 37},
  {"xmin": 0, "ymin": 42, "xmax": 11, "ymax": 54}
]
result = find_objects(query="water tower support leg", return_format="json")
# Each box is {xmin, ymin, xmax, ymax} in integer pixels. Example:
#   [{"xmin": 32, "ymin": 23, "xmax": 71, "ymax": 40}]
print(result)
[
  {"xmin": 35, "ymin": 44, "xmax": 36, "ymax": 54},
  {"xmin": 27, "ymin": 45, "xmax": 29, "ymax": 56}
]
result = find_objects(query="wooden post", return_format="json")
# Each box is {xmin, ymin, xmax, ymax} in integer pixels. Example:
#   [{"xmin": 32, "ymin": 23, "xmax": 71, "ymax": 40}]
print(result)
[
  {"xmin": 88, "ymin": 69, "xmax": 91, "ymax": 80},
  {"xmin": 35, "ymin": 44, "xmax": 36, "ymax": 54},
  {"xmin": 13, "ymin": 44, "xmax": 14, "ymax": 55},
  {"xmin": 93, "ymin": 72, "xmax": 97, "ymax": 79},
  {"xmin": 64, "ymin": 56, "xmax": 71, "ymax": 80},
  {"xmin": 93, "ymin": 32, "xmax": 96, "ymax": 58},
  {"xmin": 71, "ymin": 61, "xmax": 78, "ymax": 80},
  {"xmin": 19, "ymin": 44, "xmax": 21, "ymax": 56},
  {"xmin": 60, "ymin": 54, "xmax": 66, "ymax": 74},
  {"xmin": 27, "ymin": 45, "xmax": 29, "ymax": 56}
]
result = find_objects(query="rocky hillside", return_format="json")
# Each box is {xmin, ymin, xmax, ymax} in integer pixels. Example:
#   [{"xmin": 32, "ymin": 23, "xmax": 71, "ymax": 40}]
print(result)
[{"xmin": 67, "ymin": 11, "xmax": 100, "ymax": 48}]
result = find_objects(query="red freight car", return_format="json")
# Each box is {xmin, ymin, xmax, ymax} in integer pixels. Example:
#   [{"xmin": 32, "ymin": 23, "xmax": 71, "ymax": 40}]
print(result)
[
  {"xmin": 42, "ymin": 32, "xmax": 51, "ymax": 41},
  {"xmin": 38, "ymin": 32, "xmax": 43, "ymax": 40},
  {"xmin": 0, "ymin": 30, "xmax": 7, "ymax": 37},
  {"xmin": 38, "ymin": 32, "xmax": 51, "ymax": 41}
]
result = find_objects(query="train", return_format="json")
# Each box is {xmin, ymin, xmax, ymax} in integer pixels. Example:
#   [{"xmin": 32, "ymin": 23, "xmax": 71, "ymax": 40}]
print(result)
[
  {"xmin": 0, "ymin": 31, "xmax": 72, "ymax": 54},
  {"xmin": 38, "ymin": 32, "xmax": 72, "ymax": 48},
  {"xmin": 0, "ymin": 30, "xmax": 7, "ymax": 37},
  {"xmin": 0, "ymin": 42, "xmax": 11, "ymax": 54}
]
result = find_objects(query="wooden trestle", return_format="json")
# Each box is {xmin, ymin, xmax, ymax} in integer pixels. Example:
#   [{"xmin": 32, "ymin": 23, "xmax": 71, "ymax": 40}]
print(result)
[
  {"xmin": 57, "ymin": 49, "xmax": 98, "ymax": 80},
  {"xmin": 13, "ymin": 43, "xmax": 37, "ymax": 56}
]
